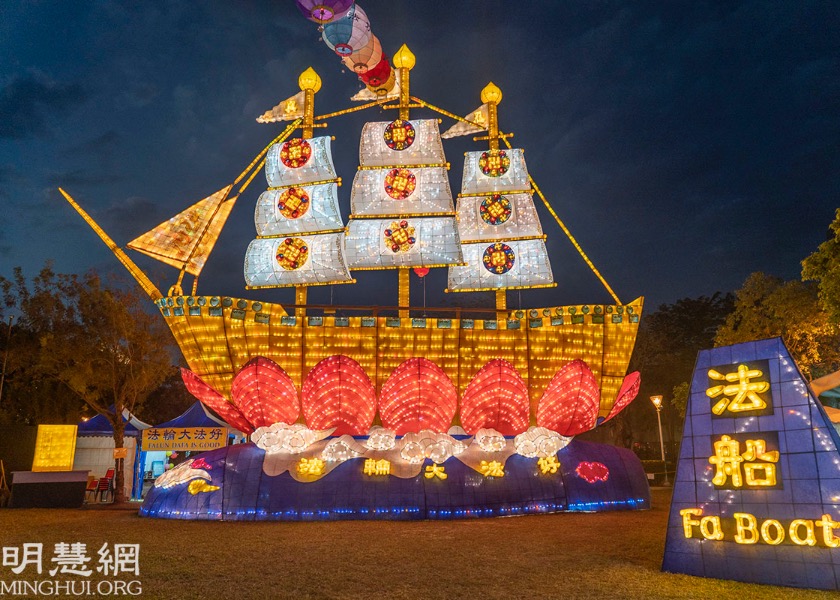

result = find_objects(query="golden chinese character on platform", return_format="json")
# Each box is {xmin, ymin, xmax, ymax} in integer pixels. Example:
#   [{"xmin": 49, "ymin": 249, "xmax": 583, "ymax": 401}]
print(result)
[
  {"xmin": 424, "ymin": 464, "xmax": 447, "ymax": 480},
  {"xmin": 706, "ymin": 364, "xmax": 769, "ymax": 415},
  {"xmin": 709, "ymin": 435, "xmax": 778, "ymax": 487},
  {"xmin": 480, "ymin": 460, "xmax": 505, "ymax": 477},
  {"xmin": 537, "ymin": 455, "xmax": 560, "ymax": 475},
  {"xmin": 363, "ymin": 458, "xmax": 391, "ymax": 476},
  {"xmin": 296, "ymin": 457, "xmax": 325, "ymax": 476}
]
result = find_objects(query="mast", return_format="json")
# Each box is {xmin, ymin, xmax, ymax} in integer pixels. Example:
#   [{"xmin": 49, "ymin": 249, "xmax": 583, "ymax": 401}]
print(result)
[
  {"xmin": 244, "ymin": 67, "xmax": 354, "ymax": 307},
  {"xmin": 345, "ymin": 45, "xmax": 463, "ymax": 318},
  {"xmin": 447, "ymin": 82, "xmax": 556, "ymax": 320}
]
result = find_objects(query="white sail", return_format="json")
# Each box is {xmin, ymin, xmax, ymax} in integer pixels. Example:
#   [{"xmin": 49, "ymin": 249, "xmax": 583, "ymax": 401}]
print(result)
[
  {"xmin": 447, "ymin": 239, "xmax": 554, "ymax": 291},
  {"xmin": 456, "ymin": 192, "xmax": 543, "ymax": 242},
  {"xmin": 350, "ymin": 167, "xmax": 454, "ymax": 216},
  {"xmin": 255, "ymin": 183, "xmax": 343, "ymax": 236},
  {"xmin": 345, "ymin": 217, "xmax": 462, "ymax": 269},
  {"xmin": 461, "ymin": 148, "xmax": 529, "ymax": 195},
  {"xmin": 359, "ymin": 119, "xmax": 446, "ymax": 167},
  {"xmin": 244, "ymin": 233, "xmax": 352, "ymax": 288},
  {"xmin": 265, "ymin": 136, "xmax": 337, "ymax": 188}
]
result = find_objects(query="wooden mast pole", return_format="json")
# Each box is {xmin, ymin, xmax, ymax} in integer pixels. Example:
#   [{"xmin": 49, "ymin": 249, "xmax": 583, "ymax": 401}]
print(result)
[{"xmin": 393, "ymin": 45, "xmax": 416, "ymax": 320}]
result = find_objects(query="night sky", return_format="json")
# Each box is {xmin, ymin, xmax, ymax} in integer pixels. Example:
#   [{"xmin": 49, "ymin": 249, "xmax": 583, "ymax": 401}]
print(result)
[{"xmin": 1, "ymin": 1, "xmax": 837, "ymax": 313}]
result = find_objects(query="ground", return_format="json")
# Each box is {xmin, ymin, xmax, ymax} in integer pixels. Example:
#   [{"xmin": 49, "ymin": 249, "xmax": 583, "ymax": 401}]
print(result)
[{"xmin": 0, "ymin": 489, "xmax": 835, "ymax": 599}]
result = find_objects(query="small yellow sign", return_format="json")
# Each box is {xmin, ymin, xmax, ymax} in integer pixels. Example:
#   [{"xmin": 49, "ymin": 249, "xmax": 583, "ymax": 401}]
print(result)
[
  {"xmin": 32, "ymin": 425, "xmax": 78, "ymax": 472},
  {"xmin": 141, "ymin": 427, "xmax": 227, "ymax": 451},
  {"xmin": 113, "ymin": 447, "xmax": 128, "ymax": 460}
]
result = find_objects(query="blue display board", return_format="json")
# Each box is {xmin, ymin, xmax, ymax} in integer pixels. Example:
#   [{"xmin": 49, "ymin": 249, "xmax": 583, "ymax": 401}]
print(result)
[{"xmin": 663, "ymin": 338, "xmax": 840, "ymax": 590}]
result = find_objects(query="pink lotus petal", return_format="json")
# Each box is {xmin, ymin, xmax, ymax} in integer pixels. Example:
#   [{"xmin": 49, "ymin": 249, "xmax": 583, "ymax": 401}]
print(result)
[
  {"xmin": 301, "ymin": 355, "xmax": 376, "ymax": 435},
  {"xmin": 231, "ymin": 357, "xmax": 299, "ymax": 428},
  {"xmin": 379, "ymin": 358, "xmax": 457, "ymax": 434},
  {"xmin": 180, "ymin": 368, "xmax": 254, "ymax": 434},
  {"xmin": 537, "ymin": 359, "xmax": 600, "ymax": 436},
  {"xmin": 460, "ymin": 359, "xmax": 529, "ymax": 435},
  {"xmin": 601, "ymin": 371, "xmax": 641, "ymax": 424}
]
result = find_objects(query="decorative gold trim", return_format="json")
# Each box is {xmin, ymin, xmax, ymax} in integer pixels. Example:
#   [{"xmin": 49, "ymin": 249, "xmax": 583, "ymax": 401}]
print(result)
[
  {"xmin": 348, "ymin": 212, "xmax": 456, "ymax": 220},
  {"xmin": 256, "ymin": 228, "xmax": 347, "ymax": 239},
  {"xmin": 246, "ymin": 278, "xmax": 356, "ymax": 290},
  {"xmin": 267, "ymin": 177, "xmax": 341, "ymax": 191},
  {"xmin": 445, "ymin": 283, "xmax": 558, "ymax": 293},
  {"xmin": 357, "ymin": 163, "xmax": 448, "ymax": 171},
  {"xmin": 460, "ymin": 234, "xmax": 547, "ymax": 244},
  {"xmin": 350, "ymin": 262, "xmax": 466, "ymax": 271},
  {"xmin": 458, "ymin": 190, "xmax": 532, "ymax": 198}
]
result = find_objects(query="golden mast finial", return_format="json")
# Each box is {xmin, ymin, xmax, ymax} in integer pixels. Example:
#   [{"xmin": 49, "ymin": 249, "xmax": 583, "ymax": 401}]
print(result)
[
  {"xmin": 392, "ymin": 44, "xmax": 416, "ymax": 70},
  {"xmin": 480, "ymin": 82, "xmax": 502, "ymax": 105},
  {"xmin": 298, "ymin": 67, "xmax": 322, "ymax": 92}
]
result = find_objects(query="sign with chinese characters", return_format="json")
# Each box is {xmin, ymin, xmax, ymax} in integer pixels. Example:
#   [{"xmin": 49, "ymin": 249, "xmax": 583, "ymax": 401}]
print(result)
[
  {"xmin": 140, "ymin": 427, "xmax": 226, "ymax": 451},
  {"xmin": 663, "ymin": 338, "xmax": 840, "ymax": 591}
]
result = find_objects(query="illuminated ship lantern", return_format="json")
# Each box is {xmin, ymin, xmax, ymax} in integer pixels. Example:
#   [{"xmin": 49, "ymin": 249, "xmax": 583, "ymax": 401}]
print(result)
[
  {"xmin": 58, "ymin": 47, "xmax": 651, "ymax": 521},
  {"xmin": 295, "ymin": 0, "xmax": 354, "ymax": 24}
]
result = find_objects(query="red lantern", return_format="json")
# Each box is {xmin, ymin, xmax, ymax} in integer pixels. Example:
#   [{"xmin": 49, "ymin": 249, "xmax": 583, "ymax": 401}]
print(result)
[
  {"xmin": 359, "ymin": 54, "xmax": 391, "ymax": 87},
  {"xmin": 413, "ymin": 267, "xmax": 430, "ymax": 277}
]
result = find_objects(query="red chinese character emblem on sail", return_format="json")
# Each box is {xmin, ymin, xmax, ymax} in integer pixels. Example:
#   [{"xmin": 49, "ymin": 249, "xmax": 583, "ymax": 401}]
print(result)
[
  {"xmin": 276, "ymin": 237, "xmax": 309, "ymax": 270},
  {"xmin": 480, "ymin": 194, "xmax": 512, "ymax": 225},
  {"xmin": 278, "ymin": 187, "xmax": 310, "ymax": 219},
  {"xmin": 384, "ymin": 168, "xmax": 417, "ymax": 200},
  {"xmin": 280, "ymin": 138, "xmax": 312, "ymax": 168},
  {"xmin": 479, "ymin": 150, "xmax": 510, "ymax": 177},
  {"xmin": 383, "ymin": 119, "xmax": 416, "ymax": 151},
  {"xmin": 483, "ymin": 242, "xmax": 515, "ymax": 274},
  {"xmin": 384, "ymin": 220, "xmax": 416, "ymax": 253}
]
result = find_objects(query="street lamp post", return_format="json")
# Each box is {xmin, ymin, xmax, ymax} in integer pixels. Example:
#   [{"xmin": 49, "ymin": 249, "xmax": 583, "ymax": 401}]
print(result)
[{"xmin": 650, "ymin": 394, "xmax": 669, "ymax": 486}]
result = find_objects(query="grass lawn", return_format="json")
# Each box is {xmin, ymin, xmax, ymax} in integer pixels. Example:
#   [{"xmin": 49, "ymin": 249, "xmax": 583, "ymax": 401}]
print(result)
[{"xmin": 0, "ymin": 488, "xmax": 835, "ymax": 599}]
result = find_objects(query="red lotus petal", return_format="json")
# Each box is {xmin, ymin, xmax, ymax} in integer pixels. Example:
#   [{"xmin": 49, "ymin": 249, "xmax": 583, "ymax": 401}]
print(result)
[
  {"xmin": 231, "ymin": 357, "xmax": 300, "ymax": 428},
  {"xmin": 576, "ymin": 461, "xmax": 610, "ymax": 483},
  {"xmin": 460, "ymin": 359, "xmax": 529, "ymax": 435},
  {"xmin": 180, "ymin": 368, "xmax": 254, "ymax": 434},
  {"xmin": 601, "ymin": 371, "xmax": 641, "ymax": 424},
  {"xmin": 379, "ymin": 358, "xmax": 457, "ymax": 434},
  {"xmin": 536, "ymin": 359, "xmax": 600, "ymax": 436},
  {"xmin": 301, "ymin": 355, "xmax": 376, "ymax": 435}
]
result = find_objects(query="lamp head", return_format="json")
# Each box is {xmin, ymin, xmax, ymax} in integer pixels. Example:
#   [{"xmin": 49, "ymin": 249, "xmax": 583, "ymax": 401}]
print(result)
[
  {"xmin": 650, "ymin": 395, "xmax": 663, "ymax": 409},
  {"xmin": 393, "ymin": 44, "xmax": 416, "ymax": 70},
  {"xmin": 480, "ymin": 82, "xmax": 503, "ymax": 105},
  {"xmin": 298, "ymin": 67, "xmax": 322, "ymax": 93}
]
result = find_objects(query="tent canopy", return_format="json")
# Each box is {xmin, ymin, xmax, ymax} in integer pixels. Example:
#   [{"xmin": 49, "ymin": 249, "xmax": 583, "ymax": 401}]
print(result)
[
  {"xmin": 154, "ymin": 401, "xmax": 238, "ymax": 431},
  {"xmin": 77, "ymin": 408, "xmax": 151, "ymax": 437}
]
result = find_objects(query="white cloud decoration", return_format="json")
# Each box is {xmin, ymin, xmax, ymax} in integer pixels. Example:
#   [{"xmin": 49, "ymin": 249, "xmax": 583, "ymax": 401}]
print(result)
[
  {"xmin": 252, "ymin": 423, "xmax": 332, "ymax": 454},
  {"xmin": 365, "ymin": 426, "xmax": 396, "ymax": 451},
  {"xmin": 474, "ymin": 428, "xmax": 507, "ymax": 452},
  {"xmin": 154, "ymin": 459, "xmax": 211, "ymax": 489},
  {"xmin": 513, "ymin": 426, "xmax": 572, "ymax": 458},
  {"xmin": 321, "ymin": 435, "xmax": 364, "ymax": 462},
  {"xmin": 400, "ymin": 430, "xmax": 467, "ymax": 464}
]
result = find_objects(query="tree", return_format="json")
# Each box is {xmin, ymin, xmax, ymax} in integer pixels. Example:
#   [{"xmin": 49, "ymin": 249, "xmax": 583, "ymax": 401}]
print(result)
[
  {"xmin": 1, "ymin": 264, "xmax": 176, "ymax": 501},
  {"xmin": 802, "ymin": 208, "xmax": 840, "ymax": 323},
  {"xmin": 715, "ymin": 272, "xmax": 840, "ymax": 379}
]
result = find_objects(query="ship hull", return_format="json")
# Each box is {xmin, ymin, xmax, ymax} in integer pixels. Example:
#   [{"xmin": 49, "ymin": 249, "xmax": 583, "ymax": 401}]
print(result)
[{"xmin": 157, "ymin": 295, "xmax": 643, "ymax": 417}]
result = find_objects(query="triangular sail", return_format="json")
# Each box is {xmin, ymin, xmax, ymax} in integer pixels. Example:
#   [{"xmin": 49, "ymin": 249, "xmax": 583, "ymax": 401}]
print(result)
[{"xmin": 127, "ymin": 185, "xmax": 235, "ymax": 277}]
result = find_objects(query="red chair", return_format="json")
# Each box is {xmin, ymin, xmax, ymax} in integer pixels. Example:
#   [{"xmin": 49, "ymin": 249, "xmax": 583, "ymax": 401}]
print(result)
[
  {"xmin": 84, "ymin": 476, "xmax": 98, "ymax": 501},
  {"xmin": 94, "ymin": 477, "xmax": 113, "ymax": 502}
]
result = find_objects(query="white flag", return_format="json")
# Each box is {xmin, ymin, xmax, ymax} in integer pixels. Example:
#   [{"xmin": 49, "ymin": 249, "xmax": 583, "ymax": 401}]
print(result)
[
  {"xmin": 441, "ymin": 104, "xmax": 489, "ymax": 139},
  {"xmin": 257, "ymin": 91, "xmax": 305, "ymax": 123}
]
